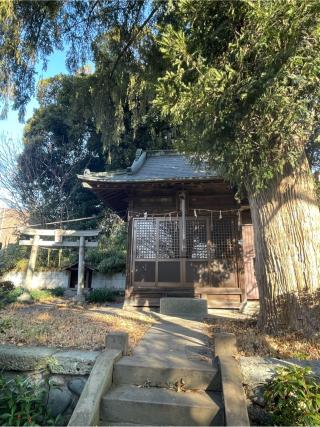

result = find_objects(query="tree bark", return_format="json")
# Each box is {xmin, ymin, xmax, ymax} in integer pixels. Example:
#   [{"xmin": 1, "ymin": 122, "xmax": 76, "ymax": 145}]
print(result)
[{"xmin": 246, "ymin": 153, "xmax": 320, "ymax": 332}]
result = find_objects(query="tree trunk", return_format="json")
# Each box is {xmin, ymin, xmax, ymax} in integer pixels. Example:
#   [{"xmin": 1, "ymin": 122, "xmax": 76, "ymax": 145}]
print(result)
[{"xmin": 246, "ymin": 153, "xmax": 320, "ymax": 332}]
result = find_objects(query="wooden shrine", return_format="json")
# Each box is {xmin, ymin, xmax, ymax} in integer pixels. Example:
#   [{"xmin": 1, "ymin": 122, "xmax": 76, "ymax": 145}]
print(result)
[{"xmin": 79, "ymin": 150, "xmax": 258, "ymax": 308}]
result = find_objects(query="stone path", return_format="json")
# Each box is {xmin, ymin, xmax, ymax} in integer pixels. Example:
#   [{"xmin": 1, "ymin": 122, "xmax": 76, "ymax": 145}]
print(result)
[{"xmin": 100, "ymin": 314, "xmax": 224, "ymax": 426}]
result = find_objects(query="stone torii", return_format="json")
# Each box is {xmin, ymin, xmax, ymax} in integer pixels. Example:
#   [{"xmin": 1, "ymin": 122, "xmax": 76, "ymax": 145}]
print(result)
[{"xmin": 19, "ymin": 228, "xmax": 100, "ymax": 300}]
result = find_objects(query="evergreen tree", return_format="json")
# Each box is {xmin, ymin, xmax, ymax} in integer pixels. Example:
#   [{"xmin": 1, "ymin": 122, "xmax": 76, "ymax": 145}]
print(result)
[{"xmin": 155, "ymin": 0, "xmax": 320, "ymax": 331}]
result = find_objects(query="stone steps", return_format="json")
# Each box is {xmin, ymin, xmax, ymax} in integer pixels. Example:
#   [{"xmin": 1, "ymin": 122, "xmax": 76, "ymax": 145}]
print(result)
[
  {"xmin": 100, "ymin": 314, "xmax": 226, "ymax": 426},
  {"xmin": 114, "ymin": 356, "xmax": 220, "ymax": 391},
  {"xmin": 101, "ymin": 384, "xmax": 224, "ymax": 426}
]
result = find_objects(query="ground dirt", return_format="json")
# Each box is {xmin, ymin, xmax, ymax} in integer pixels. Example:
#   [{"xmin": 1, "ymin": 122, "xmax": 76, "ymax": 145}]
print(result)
[
  {"xmin": 0, "ymin": 301, "xmax": 156, "ymax": 352},
  {"xmin": 207, "ymin": 307, "xmax": 320, "ymax": 360}
]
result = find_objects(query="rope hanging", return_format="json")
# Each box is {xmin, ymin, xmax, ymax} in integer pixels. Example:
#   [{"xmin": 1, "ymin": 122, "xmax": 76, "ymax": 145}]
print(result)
[{"xmin": 128, "ymin": 207, "xmax": 241, "ymax": 219}]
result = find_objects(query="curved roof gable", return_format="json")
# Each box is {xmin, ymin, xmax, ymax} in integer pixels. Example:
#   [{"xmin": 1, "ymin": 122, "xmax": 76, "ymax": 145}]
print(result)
[{"xmin": 79, "ymin": 150, "xmax": 218, "ymax": 183}]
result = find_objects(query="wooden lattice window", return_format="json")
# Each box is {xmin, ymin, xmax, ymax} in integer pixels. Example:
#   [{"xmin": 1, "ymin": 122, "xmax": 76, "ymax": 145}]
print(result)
[
  {"xmin": 158, "ymin": 220, "xmax": 180, "ymax": 259},
  {"xmin": 135, "ymin": 219, "xmax": 157, "ymax": 259},
  {"xmin": 186, "ymin": 219, "xmax": 208, "ymax": 259}
]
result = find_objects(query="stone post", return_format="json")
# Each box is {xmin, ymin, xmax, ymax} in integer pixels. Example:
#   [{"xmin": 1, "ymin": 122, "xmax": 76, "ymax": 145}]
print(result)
[
  {"xmin": 25, "ymin": 234, "xmax": 39, "ymax": 289},
  {"xmin": 105, "ymin": 332, "xmax": 129, "ymax": 355},
  {"xmin": 77, "ymin": 236, "xmax": 85, "ymax": 299}
]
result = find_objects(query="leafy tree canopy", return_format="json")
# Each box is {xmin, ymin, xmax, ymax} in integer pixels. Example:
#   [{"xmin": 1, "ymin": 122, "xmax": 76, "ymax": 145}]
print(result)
[
  {"xmin": 0, "ymin": 0, "xmax": 162, "ymax": 120},
  {"xmin": 16, "ymin": 74, "xmax": 105, "ymax": 223},
  {"xmin": 155, "ymin": 0, "xmax": 320, "ymax": 194}
]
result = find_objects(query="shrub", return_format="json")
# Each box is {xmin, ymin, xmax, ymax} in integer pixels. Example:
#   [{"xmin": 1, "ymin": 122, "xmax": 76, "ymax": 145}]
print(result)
[
  {"xmin": 0, "ymin": 374, "xmax": 60, "ymax": 426},
  {"xmin": 0, "ymin": 283, "xmax": 23, "ymax": 305},
  {"xmin": 48, "ymin": 287, "xmax": 64, "ymax": 297},
  {"xmin": 86, "ymin": 288, "xmax": 117, "ymax": 303},
  {"xmin": 5, "ymin": 287, "xmax": 24, "ymax": 303},
  {"xmin": 86, "ymin": 219, "xmax": 127, "ymax": 274},
  {"xmin": 264, "ymin": 365, "xmax": 320, "ymax": 426},
  {"xmin": 0, "ymin": 281, "xmax": 14, "ymax": 293}
]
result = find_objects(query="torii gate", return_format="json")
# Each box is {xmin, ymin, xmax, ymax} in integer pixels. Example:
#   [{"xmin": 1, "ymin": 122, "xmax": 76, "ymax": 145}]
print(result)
[{"xmin": 19, "ymin": 228, "xmax": 100, "ymax": 299}]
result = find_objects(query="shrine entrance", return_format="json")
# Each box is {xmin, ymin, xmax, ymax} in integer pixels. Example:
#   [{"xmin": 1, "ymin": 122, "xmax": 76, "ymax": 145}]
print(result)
[{"xmin": 132, "ymin": 213, "xmax": 241, "ymax": 290}]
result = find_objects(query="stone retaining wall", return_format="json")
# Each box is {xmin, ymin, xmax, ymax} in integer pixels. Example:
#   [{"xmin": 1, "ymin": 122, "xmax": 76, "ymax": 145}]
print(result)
[
  {"xmin": 1, "ymin": 270, "xmax": 126, "ymax": 291},
  {"xmin": 0, "ymin": 345, "xmax": 100, "ymax": 423}
]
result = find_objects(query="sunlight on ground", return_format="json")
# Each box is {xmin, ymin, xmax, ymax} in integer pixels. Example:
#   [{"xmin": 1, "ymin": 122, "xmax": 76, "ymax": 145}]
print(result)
[
  {"xmin": 207, "ymin": 316, "xmax": 320, "ymax": 360},
  {"xmin": 0, "ymin": 302, "xmax": 156, "ymax": 351}
]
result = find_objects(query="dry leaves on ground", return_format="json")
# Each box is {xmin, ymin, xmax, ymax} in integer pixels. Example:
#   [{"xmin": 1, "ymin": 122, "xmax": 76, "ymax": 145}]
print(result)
[
  {"xmin": 0, "ymin": 302, "xmax": 156, "ymax": 352},
  {"xmin": 208, "ymin": 317, "xmax": 320, "ymax": 360}
]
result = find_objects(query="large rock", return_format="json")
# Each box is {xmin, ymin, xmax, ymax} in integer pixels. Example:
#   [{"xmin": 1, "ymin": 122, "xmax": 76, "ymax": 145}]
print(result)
[
  {"xmin": 49, "ymin": 350, "xmax": 99, "ymax": 375},
  {"xmin": 0, "ymin": 345, "xmax": 56, "ymax": 371},
  {"xmin": 68, "ymin": 378, "xmax": 86, "ymax": 396},
  {"xmin": 240, "ymin": 356, "xmax": 320, "ymax": 390},
  {"xmin": 17, "ymin": 292, "xmax": 33, "ymax": 304},
  {"xmin": 47, "ymin": 386, "xmax": 73, "ymax": 417}
]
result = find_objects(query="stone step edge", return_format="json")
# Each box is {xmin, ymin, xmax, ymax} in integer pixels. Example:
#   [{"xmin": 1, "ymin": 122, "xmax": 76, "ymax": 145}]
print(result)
[
  {"xmin": 115, "ymin": 356, "xmax": 216, "ymax": 372},
  {"xmin": 102, "ymin": 385, "xmax": 222, "ymax": 409}
]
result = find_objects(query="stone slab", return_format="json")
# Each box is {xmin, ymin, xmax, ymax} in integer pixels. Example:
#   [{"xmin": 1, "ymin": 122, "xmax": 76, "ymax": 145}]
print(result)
[
  {"xmin": 68, "ymin": 349, "xmax": 121, "ymax": 426},
  {"xmin": 219, "ymin": 356, "xmax": 250, "ymax": 427},
  {"xmin": 101, "ymin": 384, "xmax": 224, "ymax": 426},
  {"xmin": 49, "ymin": 350, "xmax": 100, "ymax": 375},
  {"xmin": 0, "ymin": 345, "xmax": 56, "ymax": 371},
  {"xmin": 160, "ymin": 297, "xmax": 207, "ymax": 319}
]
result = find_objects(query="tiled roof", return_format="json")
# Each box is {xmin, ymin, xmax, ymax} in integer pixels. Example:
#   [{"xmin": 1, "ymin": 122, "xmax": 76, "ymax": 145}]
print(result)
[{"xmin": 79, "ymin": 151, "xmax": 218, "ymax": 183}]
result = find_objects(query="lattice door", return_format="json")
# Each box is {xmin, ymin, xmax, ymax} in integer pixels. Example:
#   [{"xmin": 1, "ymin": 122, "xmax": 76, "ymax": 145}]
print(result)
[
  {"xmin": 208, "ymin": 213, "xmax": 239, "ymax": 287},
  {"xmin": 158, "ymin": 219, "xmax": 181, "ymax": 283},
  {"xmin": 185, "ymin": 218, "xmax": 209, "ymax": 284},
  {"xmin": 133, "ymin": 219, "xmax": 157, "ymax": 284}
]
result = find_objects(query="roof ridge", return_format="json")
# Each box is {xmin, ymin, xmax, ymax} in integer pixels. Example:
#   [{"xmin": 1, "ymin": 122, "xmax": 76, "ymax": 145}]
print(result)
[{"xmin": 146, "ymin": 149, "xmax": 181, "ymax": 157}]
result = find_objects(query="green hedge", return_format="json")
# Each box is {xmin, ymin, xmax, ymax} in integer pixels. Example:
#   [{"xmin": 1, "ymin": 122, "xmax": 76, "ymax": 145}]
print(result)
[{"xmin": 86, "ymin": 289, "xmax": 118, "ymax": 303}]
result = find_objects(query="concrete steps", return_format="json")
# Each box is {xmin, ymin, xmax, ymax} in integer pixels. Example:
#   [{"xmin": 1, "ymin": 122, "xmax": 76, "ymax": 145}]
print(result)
[
  {"xmin": 101, "ymin": 384, "xmax": 224, "ymax": 426},
  {"xmin": 113, "ymin": 356, "xmax": 220, "ymax": 391},
  {"xmin": 100, "ymin": 315, "xmax": 225, "ymax": 426}
]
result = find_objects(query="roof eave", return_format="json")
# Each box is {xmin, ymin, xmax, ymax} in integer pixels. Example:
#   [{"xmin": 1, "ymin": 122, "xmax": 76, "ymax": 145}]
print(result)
[{"xmin": 78, "ymin": 174, "xmax": 223, "ymax": 186}]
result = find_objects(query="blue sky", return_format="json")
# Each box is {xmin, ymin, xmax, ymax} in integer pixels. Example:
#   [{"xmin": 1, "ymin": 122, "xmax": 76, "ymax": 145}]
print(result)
[{"xmin": 0, "ymin": 49, "xmax": 68, "ymax": 144}]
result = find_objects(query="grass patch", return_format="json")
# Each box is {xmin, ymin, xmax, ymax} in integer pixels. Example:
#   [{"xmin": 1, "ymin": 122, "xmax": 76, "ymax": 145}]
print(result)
[
  {"xmin": 0, "ymin": 303, "xmax": 155, "ymax": 351},
  {"xmin": 29, "ymin": 287, "xmax": 65, "ymax": 302}
]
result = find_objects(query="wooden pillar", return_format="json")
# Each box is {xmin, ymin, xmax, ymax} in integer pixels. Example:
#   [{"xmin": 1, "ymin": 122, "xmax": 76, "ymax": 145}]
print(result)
[
  {"xmin": 180, "ymin": 192, "xmax": 187, "ymax": 256},
  {"xmin": 25, "ymin": 234, "xmax": 39, "ymax": 289},
  {"xmin": 77, "ymin": 236, "xmax": 85, "ymax": 297}
]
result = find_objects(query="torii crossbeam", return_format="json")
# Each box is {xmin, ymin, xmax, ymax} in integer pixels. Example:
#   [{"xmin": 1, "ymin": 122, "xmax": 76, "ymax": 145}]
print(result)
[{"xmin": 19, "ymin": 228, "xmax": 100, "ymax": 300}]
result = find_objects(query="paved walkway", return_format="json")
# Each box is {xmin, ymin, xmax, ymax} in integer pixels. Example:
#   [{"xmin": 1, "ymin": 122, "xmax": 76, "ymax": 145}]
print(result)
[{"xmin": 132, "ymin": 314, "xmax": 213, "ymax": 366}]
